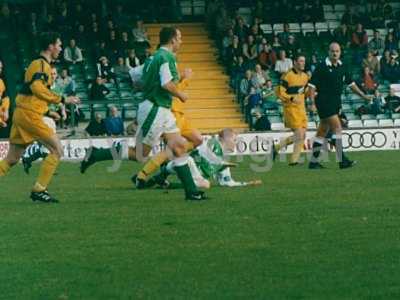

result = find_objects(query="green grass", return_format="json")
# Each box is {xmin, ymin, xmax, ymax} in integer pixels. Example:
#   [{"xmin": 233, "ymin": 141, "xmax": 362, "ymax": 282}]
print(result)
[{"xmin": 1, "ymin": 151, "xmax": 400, "ymax": 299}]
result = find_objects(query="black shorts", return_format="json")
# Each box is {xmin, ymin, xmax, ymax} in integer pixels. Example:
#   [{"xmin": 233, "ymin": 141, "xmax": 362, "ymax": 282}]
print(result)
[{"xmin": 315, "ymin": 97, "xmax": 341, "ymax": 119}]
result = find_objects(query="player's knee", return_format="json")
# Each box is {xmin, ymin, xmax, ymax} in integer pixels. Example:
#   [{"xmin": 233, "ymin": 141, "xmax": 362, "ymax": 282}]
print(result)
[{"xmin": 192, "ymin": 135, "xmax": 203, "ymax": 147}]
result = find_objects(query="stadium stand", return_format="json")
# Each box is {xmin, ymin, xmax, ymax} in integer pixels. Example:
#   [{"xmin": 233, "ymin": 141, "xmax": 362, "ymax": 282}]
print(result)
[{"xmin": 1, "ymin": 0, "xmax": 400, "ymax": 136}]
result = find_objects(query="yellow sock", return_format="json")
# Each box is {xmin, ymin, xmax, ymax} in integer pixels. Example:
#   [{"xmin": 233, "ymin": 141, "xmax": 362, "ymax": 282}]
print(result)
[
  {"xmin": 0, "ymin": 160, "xmax": 10, "ymax": 176},
  {"xmin": 137, "ymin": 151, "xmax": 169, "ymax": 180},
  {"xmin": 275, "ymin": 136, "xmax": 294, "ymax": 152},
  {"xmin": 290, "ymin": 141, "xmax": 304, "ymax": 164},
  {"xmin": 32, "ymin": 154, "xmax": 60, "ymax": 192}
]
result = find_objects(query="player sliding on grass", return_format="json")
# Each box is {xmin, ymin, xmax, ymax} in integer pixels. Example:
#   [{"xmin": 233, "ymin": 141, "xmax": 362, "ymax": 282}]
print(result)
[
  {"xmin": 149, "ymin": 128, "xmax": 262, "ymax": 189},
  {"xmin": 81, "ymin": 27, "xmax": 207, "ymax": 200}
]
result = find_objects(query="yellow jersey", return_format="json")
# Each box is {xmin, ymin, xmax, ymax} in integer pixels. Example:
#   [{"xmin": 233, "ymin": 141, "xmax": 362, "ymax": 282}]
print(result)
[
  {"xmin": 171, "ymin": 78, "xmax": 189, "ymax": 114},
  {"xmin": 278, "ymin": 68, "xmax": 309, "ymax": 107},
  {"xmin": 16, "ymin": 56, "xmax": 61, "ymax": 115},
  {"xmin": 0, "ymin": 78, "xmax": 10, "ymax": 112}
]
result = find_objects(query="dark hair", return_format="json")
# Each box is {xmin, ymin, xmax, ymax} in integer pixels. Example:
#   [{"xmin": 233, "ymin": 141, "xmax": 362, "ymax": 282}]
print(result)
[
  {"xmin": 294, "ymin": 53, "xmax": 306, "ymax": 61},
  {"xmin": 159, "ymin": 27, "xmax": 178, "ymax": 46},
  {"xmin": 38, "ymin": 32, "xmax": 61, "ymax": 51}
]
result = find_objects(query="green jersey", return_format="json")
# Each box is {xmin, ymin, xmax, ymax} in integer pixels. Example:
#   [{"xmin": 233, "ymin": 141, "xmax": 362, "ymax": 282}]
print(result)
[
  {"xmin": 191, "ymin": 137, "xmax": 225, "ymax": 179},
  {"xmin": 142, "ymin": 47, "xmax": 180, "ymax": 108}
]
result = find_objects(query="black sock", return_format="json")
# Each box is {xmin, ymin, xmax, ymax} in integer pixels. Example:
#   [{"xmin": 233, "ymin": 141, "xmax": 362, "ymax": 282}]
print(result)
[{"xmin": 311, "ymin": 139, "xmax": 324, "ymax": 162}]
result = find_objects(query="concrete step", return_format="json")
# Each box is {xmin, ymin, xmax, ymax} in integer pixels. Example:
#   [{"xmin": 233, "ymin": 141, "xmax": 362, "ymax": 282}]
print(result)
[
  {"xmin": 184, "ymin": 102, "xmax": 238, "ymax": 109},
  {"xmin": 185, "ymin": 109, "xmax": 242, "ymax": 118}
]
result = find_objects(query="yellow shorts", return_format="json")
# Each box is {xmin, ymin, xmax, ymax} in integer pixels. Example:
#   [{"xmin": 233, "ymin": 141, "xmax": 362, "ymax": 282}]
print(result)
[
  {"xmin": 174, "ymin": 112, "xmax": 195, "ymax": 138},
  {"xmin": 10, "ymin": 108, "xmax": 54, "ymax": 145},
  {"xmin": 283, "ymin": 106, "xmax": 308, "ymax": 129}
]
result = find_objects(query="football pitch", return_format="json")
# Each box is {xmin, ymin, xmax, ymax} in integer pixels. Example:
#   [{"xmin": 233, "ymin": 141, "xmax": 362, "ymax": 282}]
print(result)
[{"xmin": 1, "ymin": 151, "xmax": 400, "ymax": 299}]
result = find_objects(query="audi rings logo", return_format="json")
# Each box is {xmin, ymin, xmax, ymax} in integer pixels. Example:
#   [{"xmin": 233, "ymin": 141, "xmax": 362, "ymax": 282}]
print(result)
[{"xmin": 342, "ymin": 132, "xmax": 387, "ymax": 149}]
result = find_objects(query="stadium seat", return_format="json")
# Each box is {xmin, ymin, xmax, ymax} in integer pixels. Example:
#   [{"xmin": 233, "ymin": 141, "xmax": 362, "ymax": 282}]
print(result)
[
  {"xmin": 324, "ymin": 12, "xmax": 338, "ymax": 21},
  {"xmin": 348, "ymin": 120, "xmax": 363, "ymax": 128},
  {"xmin": 123, "ymin": 103, "xmax": 137, "ymax": 120},
  {"xmin": 260, "ymin": 24, "xmax": 273, "ymax": 34},
  {"xmin": 92, "ymin": 104, "xmax": 108, "ymax": 118},
  {"xmin": 394, "ymin": 119, "xmax": 400, "ymax": 127},
  {"xmin": 361, "ymin": 114, "xmax": 376, "ymax": 121},
  {"xmin": 301, "ymin": 23, "xmax": 315, "ymax": 35},
  {"xmin": 334, "ymin": 4, "xmax": 346, "ymax": 12},
  {"xmin": 271, "ymin": 122, "xmax": 285, "ymax": 130},
  {"xmin": 328, "ymin": 21, "xmax": 340, "ymax": 32},
  {"xmin": 342, "ymin": 103, "xmax": 352, "ymax": 112},
  {"xmin": 323, "ymin": 4, "xmax": 334, "ymax": 13},
  {"xmin": 345, "ymin": 113, "xmax": 360, "ymax": 120},
  {"xmin": 376, "ymin": 114, "xmax": 390, "ymax": 120},
  {"xmin": 288, "ymin": 23, "xmax": 301, "ymax": 33},
  {"xmin": 315, "ymin": 22, "xmax": 329, "ymax": 34},
  {"xmin": 363, "ymin": 119, "xmax": 379, "ymax": 128},
  {"xmin": 392, "ymin": 113, "xmax": 400, "ymax": 119},
  {"xmin": 79, "ymin": 104, "xmax": 91, "ymax": 120},
  {"xmin": 379, "ymin": 119, "xmax": 394, "ymax": 127},
  {"xmin": 273, "ymin": 23, "xmax": 284, "ymax": 33}
]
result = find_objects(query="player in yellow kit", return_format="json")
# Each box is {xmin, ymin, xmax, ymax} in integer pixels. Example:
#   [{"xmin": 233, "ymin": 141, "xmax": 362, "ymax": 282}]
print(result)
[
  {"xmin": 0, "ymin": 60, "xmax": 10, "ymax": 128},
  {"xmin": 0, "ymin": 32, "xmax": 79, "ymax": 203},
  {"xmin": 274, "ymin": 54, "xmax": 311, "ymax": 165}
]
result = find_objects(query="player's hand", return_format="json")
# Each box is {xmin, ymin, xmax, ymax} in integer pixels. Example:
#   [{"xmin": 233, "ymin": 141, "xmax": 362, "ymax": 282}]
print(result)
[
  {"xmin": 292, "ymin": 95, "xmax": 302, "ymax": 104},
  {"xmin": 182, "ymin": 68, "xmax": 193, "ymax": 80},
  {"xmin": 65, "ymin": 96, "xmax": 81, "ymax": 105},
  {"xmin": 178, "ymin": 92, "xmax": 189, "ymax": 102}
]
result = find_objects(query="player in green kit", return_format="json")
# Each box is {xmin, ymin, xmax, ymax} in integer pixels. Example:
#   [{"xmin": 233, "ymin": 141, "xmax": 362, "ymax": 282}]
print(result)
[{"xmin": 80, "ymin": 27, "xmax": 206, "ymax": 200}]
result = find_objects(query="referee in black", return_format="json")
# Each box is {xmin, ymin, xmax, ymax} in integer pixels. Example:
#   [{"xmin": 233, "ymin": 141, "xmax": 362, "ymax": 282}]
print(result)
[{"xmin": 308, "ymin": 42, "xmax": 372, "ymax": 169}]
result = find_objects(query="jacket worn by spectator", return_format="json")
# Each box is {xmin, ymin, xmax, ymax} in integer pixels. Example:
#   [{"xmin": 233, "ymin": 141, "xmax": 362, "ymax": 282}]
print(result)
[
  {"xmin": 105, "ymin": 108, "xmax": 124, "ymax": 136},
  {"xmin": 86, "ymin": 114, "xmax": 107, "ymax": 136},
  {"xmin": 90, "ymin": 78, "xmax": 110, "ymax": 100}
]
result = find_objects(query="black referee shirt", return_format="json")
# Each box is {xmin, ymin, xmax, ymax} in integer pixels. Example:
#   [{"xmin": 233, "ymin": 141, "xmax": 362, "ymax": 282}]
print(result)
[{"xmin": 309, "ymin": 58, "xmax": 355, "ymax": 105}]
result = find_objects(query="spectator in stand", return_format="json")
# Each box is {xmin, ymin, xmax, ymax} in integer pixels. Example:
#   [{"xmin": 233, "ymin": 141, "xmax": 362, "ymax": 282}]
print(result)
[
  {"xmin": 132, "ymin": 18, "xmax": 150, "ymax": 50},
  {"xmin": 368, "ymin": 30, "xmax": 385, "ymax": 56},
  {"xmin": 279, "ymin": 23, "xmax": 291, "ymax": 45},
  {"xmin": 385, "ymin": 32, "xmax": 398, "ymax": 53},
  {"xmin": 119, "ymin": 31, "xmax": 133, "ymax": 57},
  {"xmin": 75, "ymin": 24, "xmax": 88, "ymax": 51},
  {"xmin": 56, "ymin": 68, "xmax": 76, "ymax": 96},
  {"xmin": 125, "ymin": 49, "xmax": 140, "ymax": 69},
  {"xmin": 230, "ymin": 56, "xmax": 246, "ymax": 89},
  {"xmin": 381, "ymin": 53, "xmax": 400, "ymax": 83},
  {"xmin": 307, "ymin": 53, "xmax": 320, "ymax": 75},
  {"xmin": 242, "ymin": 35, "xmax": 258, "ymax": 68},
  {"xmin": 105, "ymin": 20, "xmax": 116, "ymax": 38},
  {"xmin": 90, "ymin": 77, "xmax": 110, "ymax": 101},
  {"xmin": 56, "ymin": 1, "xmax": 71, "ymax": 35},
  {"xmin": 284, "ymin": 35, "xmax": 300, "ymax": 59},
  {"xmin": 107, "ymin": 30, "xmax": 120, "ymax": 61},
  {"xmin": 310, "ymin": 0, "xmax": 324, "ymax": 22},
  {"xmin": 245, "ymin": 86, "xmax": 263, "ymax": 127},
  {"xmin": 240, "ymin": 69, "xmax": 253, "ymax": 108},
  {"xmin": 97, "ymin": 56, "xmax": 117, "ymax": 83},
  {"xmin": 333, "ymin": 23, "xmax": 351, "ymax": 49},
  {"xmin": 258, "ymin": 42, "xmax": 276, "ymax": 70},
  {"xmin": 250, "ymin": 24, "xmax": 263, "ymax": 43},
  {"xmin": 234, "ymin": 16, "xmax": 249, "ymax": 43},
  {"xmin": 94, "ymin": 41, "xmax": 111, "ymax": 61},
  {"xmin": 64, "ymin": 38, "xmax": 84, "ymax": 65},
  {"xmin": 222, "ymin": 28, "xmax": 235, "ymax": 59},
  {"xmin": 362, "ymin": 50, "xmax": 381, "ymax": 75},
  {"xmin": 27, "ymin": 12, "xmax": 39, "ymax": 37},
  {"xmin": 298, "ymin": 2, "xmax": 312, "ymax": 23},
  {"xmin": 275, "ymin": 50, "xmax": 293, "ymax": 75},
  {"xmin": 253, "ymin": 111, "xmax": 271, "ymax": 131},
  {"xmin": 360, "ymin": 66, "xmax": 378, "ymax": 94},
  {"xmin": 252, "ymin": 64, "xmax": 270, "ymax": 91},
  {"xmin": 85, "ymin": 113, "xmax": 107, "ymax": 136},
  {"xmin": 352, "ymin": 23, "xmax": 368, "ymax": 49},
  {"xmin": 226, "ymin": 35, "xmax": 242, "ymax": 68},
  {"xmin": 89, "ymin": 21, "xmax": 102, "ymax": 43},
  {"xmin": 114, "ymin": 57, "xmax": 130, "ymax": 82},
  {"xmin": 384, "ymin": 88, "xmax": 400, "ymax": 113},
  {"xmin": 113, "ymin": 3, "xmax": 130, "ymax": 30},
  {"xmin": 105, "ymin": 106, "xmax": 124, "ymax": 136},
  {"xmin": 72, "ymin": 2, "xmax": 85, "ymax": 28},
  {"xmin": 262, "ymin": 79, "xmax": 279, "ymax": 110},
  {"xmin": 341, "ymin": 5, "xmax": 359, "ymax": 26},
  {"xmin": 271, "ymin": 35, "xmax": 282, "ymax": 53}
]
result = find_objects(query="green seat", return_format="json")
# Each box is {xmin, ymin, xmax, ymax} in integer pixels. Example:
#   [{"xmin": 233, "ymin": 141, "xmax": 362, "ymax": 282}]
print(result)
[
  {"xmin": 392, "ymin": 113, "xmax": 400, "ymax": 119},
  {"xmin": 361, "ymin": 114, "xmax": 375, "ymax": 120},
  {"xmin": 376, "ymin": 114, "xmax": 390, "ymax": 120}
]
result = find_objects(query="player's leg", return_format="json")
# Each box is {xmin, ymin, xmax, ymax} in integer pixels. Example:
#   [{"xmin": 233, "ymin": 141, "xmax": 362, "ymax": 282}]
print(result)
[
  {"xmin": 136, "ymin": 118, "xmax": 202, "ymax": 182},
  {"xmin": 22, "ymin": 142, "xmax": 50, "ymax": 174},
  {"xmin": 309, "ymin": 119, "xmax": 330, "ymax": 168},
  {"xmin": 163, "ymin": 131, "xmax": 206, "ymax": 200},
  {"xmin": 325, "ymin": 115, "xmax": 355, "ymax": 169},
  {"xmin": 30, "ymin": 134, "xmax": 63, "ymax": 202},
  {"xmin": 290, "ymin": 127, "xmax": 306, "ymax": 165},
  {"xmin": 0, "ymin": 143, "xmax": 27, "ymax": 176}
]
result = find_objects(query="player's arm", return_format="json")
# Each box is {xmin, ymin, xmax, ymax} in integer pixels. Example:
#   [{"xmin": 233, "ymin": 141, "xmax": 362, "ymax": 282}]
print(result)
[
  {"xmin": 278, "ymin": 74, "xmax": 298, "ymax": 104},
  {"xmin": 349, "ymin": 82, "xmax": 373, "ymax": 101},
  {"xmin": 160, "ymin": 62, "xmax": 188, "ymax": 102}
]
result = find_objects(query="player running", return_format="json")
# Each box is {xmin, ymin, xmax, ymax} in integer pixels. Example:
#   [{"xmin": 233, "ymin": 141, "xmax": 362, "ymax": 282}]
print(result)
[
  {"xmin": 0, "ymin": 32, "xmax": 80, "ymax": 202},
  {"xmin": 81, "ymin": 27, "xmax": 206, "ymax": 200}
]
